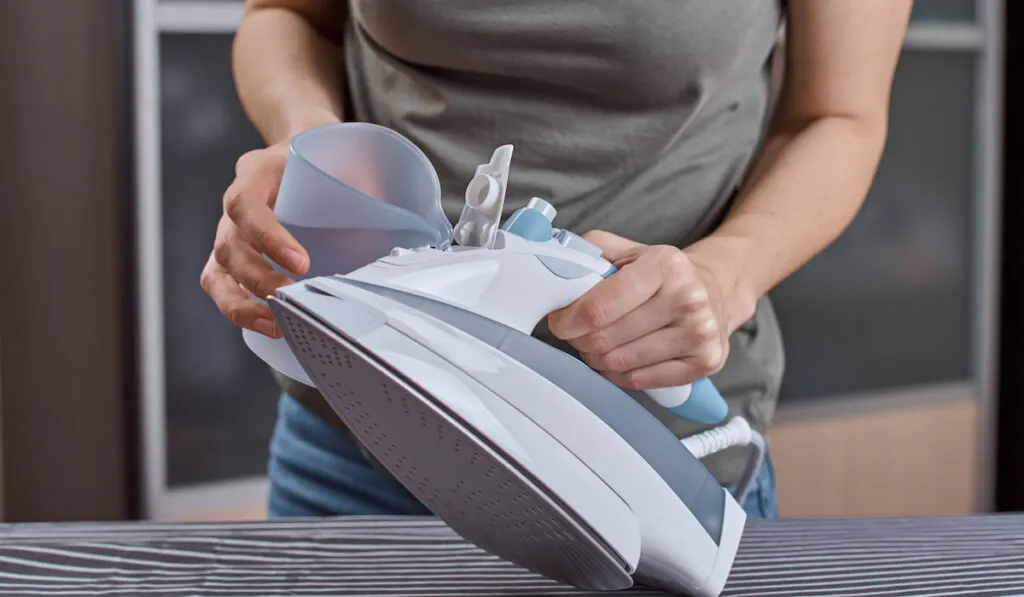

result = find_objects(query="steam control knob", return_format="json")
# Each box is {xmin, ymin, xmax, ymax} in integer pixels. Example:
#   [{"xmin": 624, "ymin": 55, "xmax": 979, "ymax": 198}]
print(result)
[
  {"xmin": 502, "ymin": 197, "xmax": 558, "ymax": 242},
  {"xmin": 526, "ymin": 197, "xmax": 557, "ymax": 222}
]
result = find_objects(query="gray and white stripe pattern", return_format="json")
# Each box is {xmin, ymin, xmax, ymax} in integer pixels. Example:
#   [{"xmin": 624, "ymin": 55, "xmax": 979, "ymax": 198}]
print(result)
[{"xmin": 1, "ymin": 514, "xmax": 1022, "ymax": 596}]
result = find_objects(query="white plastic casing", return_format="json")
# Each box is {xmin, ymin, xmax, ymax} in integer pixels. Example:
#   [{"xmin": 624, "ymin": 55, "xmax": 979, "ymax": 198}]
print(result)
[
  {"xmin": 296, "ymin": 278, "xmax": 745, "ymax": 596},
  {"xmin": 347, "ymin": 230, "xmax": 609, "ymax": 334}
]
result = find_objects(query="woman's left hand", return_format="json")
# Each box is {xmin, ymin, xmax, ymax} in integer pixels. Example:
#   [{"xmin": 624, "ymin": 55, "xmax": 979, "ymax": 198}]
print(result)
[{"xmin": 547, "ymin": 230, "xmax": 748, "ymax": 390}]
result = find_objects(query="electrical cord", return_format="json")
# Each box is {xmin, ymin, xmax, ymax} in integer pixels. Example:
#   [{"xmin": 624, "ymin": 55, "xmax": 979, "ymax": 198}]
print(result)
[{"xmin": 679, "ymin": 416, "xmax": 767, "ymax": 504}]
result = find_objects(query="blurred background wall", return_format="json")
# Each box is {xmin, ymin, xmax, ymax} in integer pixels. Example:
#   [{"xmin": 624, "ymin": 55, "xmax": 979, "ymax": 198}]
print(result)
[
  {"xmin": 0, "ymin": 0, "xmax": 136, "ymax": 522},
  {"xmin": 0, "ymin": 0, "xmax": 1015, "ymax": 522}
]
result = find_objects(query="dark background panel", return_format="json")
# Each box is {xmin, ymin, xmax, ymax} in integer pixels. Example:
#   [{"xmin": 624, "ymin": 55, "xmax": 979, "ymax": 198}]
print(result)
[
  {"xmin": 771, "ymin": 50, "xmax": 976, "ymax": 403},
  {"xmin": 996, "ymin": 0, "xmax": 1023, "ymax": 513},
  {"xmin": 910, "ymin": 0, "xmax": 975, "ymax": 22},
  {"xmin": 159, "ymin": 33, "xmax": 280, "ymax": 488}
]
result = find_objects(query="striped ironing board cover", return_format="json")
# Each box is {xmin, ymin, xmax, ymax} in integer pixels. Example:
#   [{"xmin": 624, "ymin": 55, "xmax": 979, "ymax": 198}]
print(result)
[{"xmin": 0, "ymin": 514, "xmax": 1022, "ymax": 596}]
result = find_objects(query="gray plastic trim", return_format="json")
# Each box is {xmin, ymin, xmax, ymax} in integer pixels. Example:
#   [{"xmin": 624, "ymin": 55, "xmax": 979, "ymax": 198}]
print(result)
[
  {"xmin": 554, "ymin": 228, "xmax": 605, "ymax": 258},
  {"xmin": 535, "ymin": 255, "xmax": 595, "ymax": 279},
  {"xmin": 335, "ymin": 277, "xmax": 725, "ymax": 544},
  {"xmin": 283, "ymin": 285, "xmax": 389, "ymax": 339}
]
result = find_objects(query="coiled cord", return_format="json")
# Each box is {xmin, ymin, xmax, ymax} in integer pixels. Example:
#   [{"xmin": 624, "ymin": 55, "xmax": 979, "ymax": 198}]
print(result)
[{"xmin": 679, "ymin": 416, "xmax": 767, "ymax": 505}]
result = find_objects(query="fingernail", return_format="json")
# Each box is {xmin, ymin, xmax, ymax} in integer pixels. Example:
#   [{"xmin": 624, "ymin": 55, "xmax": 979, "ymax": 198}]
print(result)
[
  {"xmin": 254, "ymin": 318, "xmax": 279, "ymax": 338},
  {"xmin": 283, "ymin": 248, "xmax": 306, "ymax": 272}
]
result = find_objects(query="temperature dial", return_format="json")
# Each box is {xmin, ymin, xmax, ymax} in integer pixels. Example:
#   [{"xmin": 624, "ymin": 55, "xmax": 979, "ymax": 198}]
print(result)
[{"xmin": 502, "ymin": 197, "xmax": 558, "ymax": 242}]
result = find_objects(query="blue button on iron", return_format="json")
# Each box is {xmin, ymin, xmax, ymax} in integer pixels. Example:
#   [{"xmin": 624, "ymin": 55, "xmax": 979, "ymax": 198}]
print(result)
[{"xmin": 502, "ymin": 197, "xmax": 557, "ymax": 242}]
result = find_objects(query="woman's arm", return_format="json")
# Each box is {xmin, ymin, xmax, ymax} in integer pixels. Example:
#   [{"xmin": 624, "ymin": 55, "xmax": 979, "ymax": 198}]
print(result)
[
  {"xmin": 686, "ymin": 0, "xmax": 913, "ymax": 332},
  {"xmin": 549, "ymin": 0, "xmax": 913, "ymax": 390},
  {"xmin": 234, "ymin": 0, "xmax": 348, "ymax": 144},
  {"xmin": 200, "ymin": 0, "xmax": 348, "ymax": 337}
]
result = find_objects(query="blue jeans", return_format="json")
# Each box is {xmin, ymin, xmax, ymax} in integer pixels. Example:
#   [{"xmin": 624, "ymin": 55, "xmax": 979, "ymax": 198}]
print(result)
[{"xmin": 267, "ymin": 393, "xmax": 779, "ymax": 519}]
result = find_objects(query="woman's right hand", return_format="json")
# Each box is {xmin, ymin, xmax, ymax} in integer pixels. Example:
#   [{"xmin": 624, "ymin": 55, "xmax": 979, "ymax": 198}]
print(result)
[{"xmin": 200, "ymin": 142, "xmax": 310, "ymax": 339}]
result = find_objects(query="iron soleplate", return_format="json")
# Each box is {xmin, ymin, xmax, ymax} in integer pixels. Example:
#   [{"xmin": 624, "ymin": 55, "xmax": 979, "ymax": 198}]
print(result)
[{"xmin": 270, "ymin": 297, "xmax": 633, "ymax": 591}]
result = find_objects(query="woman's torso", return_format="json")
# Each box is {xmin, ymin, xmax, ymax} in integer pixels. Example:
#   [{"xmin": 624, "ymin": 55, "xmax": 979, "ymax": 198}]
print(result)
[
  {"xmin": 344, "ymin": 0, "xmax": 783, "ymax": 247},
  {"xmin": 279, "ymin": 0, "xmax": 787, "ymax": 486}
]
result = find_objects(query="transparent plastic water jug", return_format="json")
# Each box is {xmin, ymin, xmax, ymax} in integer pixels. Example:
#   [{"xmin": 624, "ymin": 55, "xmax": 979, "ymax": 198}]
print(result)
[
  {"xmin": 245, "ymin": 123, "xmax": 454, "ymax": 384},
  {"xmin": 272, "ymin": 123, "xmax": 454, "ymax": 277}
]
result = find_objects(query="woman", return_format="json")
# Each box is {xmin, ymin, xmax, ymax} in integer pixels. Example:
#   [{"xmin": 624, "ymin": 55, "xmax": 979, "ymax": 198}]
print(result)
[{"xmin": 201, "ymin": 0, "xmax": 912, "ymax": 519}]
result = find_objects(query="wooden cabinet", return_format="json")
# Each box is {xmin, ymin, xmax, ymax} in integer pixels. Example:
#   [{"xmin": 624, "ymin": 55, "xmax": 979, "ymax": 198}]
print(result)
[{"xmin": 0, "ymin": 0, "xmax": 136, "ymax": 522}]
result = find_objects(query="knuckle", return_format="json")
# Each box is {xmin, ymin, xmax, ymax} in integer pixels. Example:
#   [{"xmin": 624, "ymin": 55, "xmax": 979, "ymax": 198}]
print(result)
[
  {"xmin": 667, "ymin": 247, "xmax": 689, "ymax": 266},
  {"xmin": 252, "ymin": 227, "xmax": 274, "ymax": 255},
  {"xmin": 605, "ymin": 351, "xmax": 631, "ymax": 374},
  {"xmin": 660, "ymin": 247, "xmax": 691, "ymax": 276},
  {"xmin": 623, "ymin": 372, "xmax": 646, "ymax": 391},
  {"xmin": 677, "ymin": 288, "xmax": 710, "ymax": 315},
  {"xmin": 584, "ymin": 331, "xmax": 612, "ymax": 355},
  {"xmin": 671, "ymin": 287, "xmax": 696, "ymax": 311},
  {"xmin": 212, "ymin": 235, "xmax": 232, "ymax": 266},
  {"xmin": 653, "ymin": 244, "xmax": 680, "ymax": 263},
  {"xmin": 199, "ymin": 268, "xmax": 212, "ymax": 292},
  {"xmin": 223, "ymin": 190, "xmax": 244, "ymax": 219},
  {"xmin": 224, "ymin": 303, "xmax": 249, "ymax": 328},
  {"xmin": 653, "ymin": 247, "xmax": 690, "ymax": 282},
  {"xmin": 580, "ymin": 300, "xmax": 609, "ymax": 329},
  {"xmin": 223, "ymin": 192, "xmax": 240, "ymax": 218},
  {"xmin": 694, "ymin": 317, "xmax": 719, "ymax": 342},
  {"xmin": 547, "ymin": 312, "xmax": 571, "ymax": 338}
]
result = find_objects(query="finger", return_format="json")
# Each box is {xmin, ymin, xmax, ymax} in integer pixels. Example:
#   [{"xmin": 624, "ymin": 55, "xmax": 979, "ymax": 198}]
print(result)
[
  {"xmin": 601, "ymin": 331, "xmax": 728, "ymax": 389},
  {"xmin": 581, "ymin": 230, "xmax": 647, "ymax": 262},
  {"xmin": 580, "ymin": 325, "xmax": 706, "ymax": 374},
  {"xmin": 213, "ymin": 224, "xmax": 295, "ymax": 299},
  {"xmin": 222, "ymin": 178, "xmax": 309, "ymax": 276},
  {"xmin": 201, "ymin": 260, "xmax": 281, "ymax": 338},
  {"xmin": 570, "ymin": 288, "xmax": 681, "ymax": 354},
  {"xmin": 604, "ymin": 359, "xmax": 706, "ymax": 391},
  {"xmin": 572, "ymin": 281, "xmax": 713, "ymax": 355},
  {"xmin": 548, "ymin": 250, "xmax": 662, "ymax": 340}
]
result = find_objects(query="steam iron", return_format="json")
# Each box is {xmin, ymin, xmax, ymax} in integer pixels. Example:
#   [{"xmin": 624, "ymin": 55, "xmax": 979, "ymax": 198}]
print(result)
[{"xmin": 246, "ymin": 124, "xmax": 766, "ymax": 596}]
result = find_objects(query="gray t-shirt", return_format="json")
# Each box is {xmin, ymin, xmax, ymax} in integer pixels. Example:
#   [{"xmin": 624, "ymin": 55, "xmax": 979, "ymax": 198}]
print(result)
[{"xmin": 280, "ymin": 0, "xmax": 786, "ymax": 486}]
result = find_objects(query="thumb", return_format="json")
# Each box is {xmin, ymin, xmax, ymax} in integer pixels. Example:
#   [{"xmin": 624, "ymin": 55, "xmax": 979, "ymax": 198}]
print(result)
[{"xmin": 581, "ymin": 230, "xmax": 647, "ymax": 262}]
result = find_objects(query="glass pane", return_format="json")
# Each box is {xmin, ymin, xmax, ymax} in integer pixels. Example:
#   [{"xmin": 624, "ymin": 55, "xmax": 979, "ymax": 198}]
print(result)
[
  {"xmin": 770, "ymin": 50, "xmax": 976, "ymax": 402},
  {"xmin": 159, "ymin": 33, "xmax": 278, "ymax": 488},
  {"xmin": 910, "ymin": 0, "xmax": 975, "ymax": 22}
]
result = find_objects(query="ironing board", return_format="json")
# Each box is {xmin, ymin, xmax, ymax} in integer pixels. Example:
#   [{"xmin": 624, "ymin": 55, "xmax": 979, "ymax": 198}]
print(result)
[{"xmin": 1, "ymin": 514, "xmax": 1022, "ymax": 596}]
